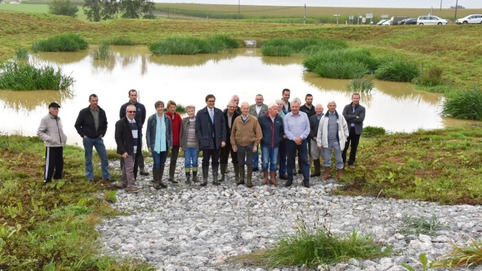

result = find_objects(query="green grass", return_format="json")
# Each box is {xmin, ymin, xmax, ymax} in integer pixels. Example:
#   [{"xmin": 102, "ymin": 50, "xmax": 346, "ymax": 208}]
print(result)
[
  {"xmin": 93, "ymin": 43, "xmax": 110, "ymax": 60},
  {"xmin": 0, "ymin": 134, "xmax": 154, "ymax": 270},
  {"xmin": 363, "ymin": 126, "xmax": 386, "ymax": 137},
  {"xmin": 105, "ymin": 37, "xmax": 136, "ymax": 45},
  {"xmin": 336, "ymin": 126, "xmax": 482, "ymax": 205},
  {"xmin": 442, "ymin": 87, "xmax": 482, "ymax": 120},
  {"xmin": 231, "ymin": 218, "xmax": 390, "ymax": 268},
  {"xmin": 399, "ymin": 214, "xmax": 444, "ymax": 235},
  {"xmin": 347, "ymin": 77, "xmax": 374, "ymax": 92},
  {"xmin": 32, "ymin": 33, "xmax": 88, "ymax": 52},
  {"xmin": 0, "ymin": 61, "xmax": 74, "ymax": 90},
  {"xmin": 261, "ymin": 38, "xmax": 347, "ymax": 56},
  {"xmin": 435, "ymin": 238, "xmax": 482, "ymax": 268}
]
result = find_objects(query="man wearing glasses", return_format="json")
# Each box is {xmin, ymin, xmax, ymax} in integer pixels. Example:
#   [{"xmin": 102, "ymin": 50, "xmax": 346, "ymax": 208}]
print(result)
[
  {"xmin": 195, "ymin": 94, "xmax": 226, "ymax": 186},
  {"xmin": 114, "ymin": 105, "xmax": 142, "ymax": 193}
]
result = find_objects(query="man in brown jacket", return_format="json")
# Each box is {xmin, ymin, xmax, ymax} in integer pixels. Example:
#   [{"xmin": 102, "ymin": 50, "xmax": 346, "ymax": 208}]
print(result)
[{"xmin": 231, "ymin": 102, "xmax": 262, "ymax": 187}]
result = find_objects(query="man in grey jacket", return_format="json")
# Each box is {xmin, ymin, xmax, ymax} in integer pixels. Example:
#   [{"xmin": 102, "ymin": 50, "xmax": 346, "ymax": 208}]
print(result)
[
  {"xmin": 248, "ymin": 94, "xmax": 268, "ymax": 172},
  {"xmin": 342, "ymin": 93, "xmax": 366, "ymax": 169},
  {"xmin": 37, "ymin": 102, "xmax": 67, "ymax": 184}
]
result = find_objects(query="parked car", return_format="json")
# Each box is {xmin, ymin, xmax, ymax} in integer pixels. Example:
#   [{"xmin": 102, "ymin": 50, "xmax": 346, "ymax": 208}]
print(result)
[
  {"xmin": 456, "ymin": 14, "xmax": 482, "ymax": 24},
  {"xmin": 399, "ymin": 18, "xmax": 417, "ymax": 25},
  {"xmin": 417, "ymin": 15, "xmax": 448, "ymax": 25},
  {"xmin": 376, "ymin": 19, "xmax": 388, "ymax": 25},
  {"xmin": 381, "ymin": 19, "xmax": 392, "ymax": 26},
  {"xmin": 391, "ymin": 16, "xmax": 409, "ymax": 25}
]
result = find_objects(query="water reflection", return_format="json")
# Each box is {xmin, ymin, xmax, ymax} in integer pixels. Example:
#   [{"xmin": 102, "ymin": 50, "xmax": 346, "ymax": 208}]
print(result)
[{"xmin": 1, "ymin": 47, "xmax": 473, "ymax": 149}]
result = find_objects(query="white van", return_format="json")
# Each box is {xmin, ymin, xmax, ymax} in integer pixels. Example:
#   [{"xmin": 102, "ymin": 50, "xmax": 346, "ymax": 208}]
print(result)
[{"xmin": 417, "ymin": 15, "xmax": 448, "ymax": 25}]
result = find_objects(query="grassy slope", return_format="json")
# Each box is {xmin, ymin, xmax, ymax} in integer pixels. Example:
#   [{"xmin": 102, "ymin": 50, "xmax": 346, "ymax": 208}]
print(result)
[{"xmin": 0, "ymin": 10, "xmax": 480, "ymax": 88}]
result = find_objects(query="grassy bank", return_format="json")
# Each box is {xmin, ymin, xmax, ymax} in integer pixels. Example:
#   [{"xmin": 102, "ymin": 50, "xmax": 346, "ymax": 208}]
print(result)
[
  {"xmin": 0, "ymin": 134, "xmax": 154, "ymax": 270},
  {"xmin": 0, "ymin": 10, "xmax": 481, "ymax": 89}
]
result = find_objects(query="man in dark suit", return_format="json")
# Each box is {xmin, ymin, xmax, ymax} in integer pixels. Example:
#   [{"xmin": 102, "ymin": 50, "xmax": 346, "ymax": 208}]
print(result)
[
  {"xmin": 219, "ymin": 100, "xmax": 241, "ymax": 183},
  {"xmin": 342, "ymin": 93, "xmax": 366, "ymax": 169},
  {"xmin": 195, "ymin": 94, "xmax": 226, "ymax": 186},
  {"xmin": 114, "ymin": 105, "xmax": 142, "ymax": 193}
]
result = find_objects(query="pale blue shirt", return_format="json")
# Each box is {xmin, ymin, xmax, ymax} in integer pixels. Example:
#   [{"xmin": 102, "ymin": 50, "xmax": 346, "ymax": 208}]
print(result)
[{"xmin": 283, "ymin": 111, "xmax": 310, "ymax": 141}]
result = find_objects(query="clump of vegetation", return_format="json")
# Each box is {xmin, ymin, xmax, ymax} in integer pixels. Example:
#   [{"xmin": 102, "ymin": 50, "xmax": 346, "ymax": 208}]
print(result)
[
  {"xmin": 348, "ymin": 77, "xmax": 373, "ymax": 92},
  {"xmin": 435, "ymin": 238, "xmax": 482, "ymax": 268},
  {"xmin": 0, "ymin": 61, "xmax": 74, "ymax": 90},
  {"xmin": 49, "ymin": 0, "xmax": 78, "ymax": 17},
  {"xmin": 15, "ymin": 48, "xmax": 29, "ymax": 61},
  {"xmin": 416, "ymin": 66, "xmax": 444, "ymax": 86},
  {"xmin": 106, "ymin": 37, "xmax": 136, "ymax": 46},
  {"xmin": 399, "ymin": 214, "xmax": 444, "ymax": 235},
  {"xmin": 363, "ymin": 126, "xmax": 386, "ymax": 137},
  {"xmin": 374, "ymin": 59, "xmax": 419, "ymax": 82},
  {"xmin": 0, "ymin": 134, "xmax": 154, "ymax": 270},
  {"xmin": 93, "ymin": 43, "xmax": 111, "ymax": 60},
  {"xmin": 149, "ymin": 35, "xmax": 238, "ymax": 55},
  {"xmin": 261, "ymin": 38, "xmax": 347, "ymax": 57},
  {"xmin": 32, "ymin": 33, "xmax": 88, "ymax": 52},
  {"xmin": 442, "ymin": 87, "xmax": 482, "ymax": 120},
  {"xmin": 304, "ymin": 48, "xmax": 378, "ymax": 79},
  {"xmin": 245, "ymin": 218, "xmax": 390, "ymax": 268}
]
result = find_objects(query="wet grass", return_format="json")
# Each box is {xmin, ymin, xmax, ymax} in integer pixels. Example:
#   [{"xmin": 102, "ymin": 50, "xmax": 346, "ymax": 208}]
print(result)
[
  {"xmin": 149, "ymin": 35, "xmax": 239, "ymax": 55},
  {"xmin": 347, "ymin": 77, "xmax": 374, "ymax": 92},
  {"xmin": 261, "ymin": 38, "xmax": 347, "ymax": 56},
  {"xmin": 375, "ymin": 58, "xmax": 420, "ymax": 82},
  {"xmin": 337, "ymin": 125, "xmax": 482, "ymax": 205},
  {"xmin": 31, "ymin": 33, "xmax": 88, "ymax": 52},
  {"xmin": 0, "ymin": 134, "xmax": 154, "ymax": 270},
  {"xmin": 0, "ymin": 61, "xmax": 74, "ymax": 90},
  {"xmin": 93, "ymin": 43, "xmax": 110, "ymax": 60}
]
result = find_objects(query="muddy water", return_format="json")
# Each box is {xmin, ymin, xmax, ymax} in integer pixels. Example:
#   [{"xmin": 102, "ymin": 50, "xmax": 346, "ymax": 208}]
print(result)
[{"xmin": 0, "ymin": 46, "xmax": 472, "ymax": 149}]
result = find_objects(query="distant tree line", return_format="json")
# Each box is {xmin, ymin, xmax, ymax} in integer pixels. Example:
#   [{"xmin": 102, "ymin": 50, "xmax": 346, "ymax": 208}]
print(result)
[{"xmin": 48, "ymin": 0, "xmax": 155, "ymax": 20}]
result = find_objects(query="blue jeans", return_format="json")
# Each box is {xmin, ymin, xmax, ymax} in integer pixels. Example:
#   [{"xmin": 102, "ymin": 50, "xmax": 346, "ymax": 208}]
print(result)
[
  {"xmin": 184, "ymin": 147, "xmax": 199, "ymax": 168},
  {"xmin": 252, "ymin": 146, "xmax": 259, "ymax": 169},
  {"xmin": 152, "ymin": 151, "xmax": 168, "ymax": 170},
  {"xmin": 83, "ymin": 137, "xmax": 110, "ymax": 180},
  {"xmin": 262, "ymin": 146, "xmax": 278, "ymax": 171},
  {"xmin": 323, "ymin": 140, "xmax": 344, "ymax": 169},
  {"xmin": 286, "ymin": 139, "xmax": 309, "ymax": 182}
]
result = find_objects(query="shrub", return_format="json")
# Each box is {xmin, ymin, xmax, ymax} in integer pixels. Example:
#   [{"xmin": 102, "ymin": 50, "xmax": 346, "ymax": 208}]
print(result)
[
  {"xmin": 348, "ymin": 77, "xmax": 373, "ymax": 93},
  {"xmin": 375, "ymin": 59, "xmax": 419, "ymax": 82},
  {"xmin": 415, "ymin": 65, "xmax": 444, "ymax": 86},
  {"xmin": 32, "ymin": 33, "xmax": 88, "ymax": 52},
  {"xmin": 442, "ymin": 87, "xmax": 482, "ymax": 120},
  {"xmin": 363, "ymin": 126, "xmax": 386, "ymax": 137},
  {"xmin": 49, "ymin": 0, "xmax": 78, "ymax": 17},
  {"xmin": 0, "ymin": 61, "xmax": 74, "ymax": 91}
]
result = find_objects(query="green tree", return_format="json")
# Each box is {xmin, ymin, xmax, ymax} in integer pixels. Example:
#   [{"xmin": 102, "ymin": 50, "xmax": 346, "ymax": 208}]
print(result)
[
  {"xmin": 83, "ymin": 0, "xmax": 102, "ymax": 21},
  {"xmin": 121, "ymin": 0, "xmax": 154, "ymax": 18},
  {"xmin": 49, "ymin": 0, "xmax": 79, "ymax": 17}
]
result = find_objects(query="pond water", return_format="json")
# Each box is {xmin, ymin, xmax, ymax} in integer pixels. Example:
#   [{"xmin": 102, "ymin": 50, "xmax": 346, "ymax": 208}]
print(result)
[{"xmin": 0, "ymin": 46, "xmax": 471, "ymax": 149}]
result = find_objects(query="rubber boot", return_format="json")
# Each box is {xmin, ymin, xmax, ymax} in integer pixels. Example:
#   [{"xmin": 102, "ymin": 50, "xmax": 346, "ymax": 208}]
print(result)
[
  {"xmin": 246, "ymin": 167, "xmax": 254, "ymax": 188},
  {"xmin": 192, "ymin": 167, "xmax": 198, "ymax": 183},
  {"xmin": 262, "ymin": 171, "xmax": 269, "ymax": 185},
  {"xmin": 237, "ymin": 165, "xmax": 245, "ymax": 185},
  {"xmin": 233, "ymin": 163, "xmax": 239, "ymax": 183},
  {"xmin": 201, "ymin": 166, "xmax": 209, "ymax": 186},
  {"xmin": 159, "ymin": 167, "xmax": 167, "ymax": 188},
  {"xmin": 168, "ymin": 163, "xmax": 178, "ymax": 183},
  {"xmin": 213, "ymin": 164, "xmax": 220, "ymax": 185},
  {"xmin": 311, "ymin": 159, "xmax": 321, "ymax": 177},
  {"xmin": 185, "ymin": 169, "xmax": 191, "ymax": 185},
  {"xmin": 322, "ymin": 167, "xmax": 331, "ymax": 181},
  {"xmin": 337, "ymin": 168, "xmax": 343, "ymax": 181},
  {"xmin": 269, "ymin": 171, "xmax": 278, "ymax": 186},
  {"xmin": 152, "ymin": 169, "xmax": 160, "ymax": 189},
  {"xmin": 218, "ymin": 163, "xmax": 227, "ymax": 182}
]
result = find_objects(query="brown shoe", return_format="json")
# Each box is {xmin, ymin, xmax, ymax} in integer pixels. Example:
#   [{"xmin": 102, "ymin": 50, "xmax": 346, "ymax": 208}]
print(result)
[
  {"xmin": 269, "ymin": 171, "xmax": 278, "ymax": 186},
  {"xmin": 113, "ymin": 181, "xmax": 126, "ymax": 189},
  {"xmin": 127, "ymin": 187, "xmax": 140, "ymax": 193},
  {"xmin": 322, "ymin": 167, "xmax": 331, "ymax": 181},
  {"xmin": 262, "ymin": 171, "xmax": 269, "ymax": 185},
  {"xmin": 337, "ymin": 169, "xmax": 343, "ymax": 181}
]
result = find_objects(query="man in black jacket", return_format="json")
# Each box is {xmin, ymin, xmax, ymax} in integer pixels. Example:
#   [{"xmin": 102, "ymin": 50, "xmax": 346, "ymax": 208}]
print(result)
[
  {"xmin": 195, "ymin": 94, "xmax": 226, "ymax": 186},
  {"xmin": 74, "ymin": 94, "xmax": 110, "ymax": 182},
  {"xmin": 219, "ymin": 100, "xmax": 240, "ymax": 183},
  {"xmin": 114, "ymin": 105, "xmax": 142, "ymax": 193},
  {"xmin": 342, "ymin": 93, "xmax": 366, "ymax": 169}
]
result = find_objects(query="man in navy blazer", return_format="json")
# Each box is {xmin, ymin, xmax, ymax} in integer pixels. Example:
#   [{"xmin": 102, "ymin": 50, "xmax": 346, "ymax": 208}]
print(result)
[{"xmin": 195, "ymin": 94, "xmax": 226, "ymax": 186}]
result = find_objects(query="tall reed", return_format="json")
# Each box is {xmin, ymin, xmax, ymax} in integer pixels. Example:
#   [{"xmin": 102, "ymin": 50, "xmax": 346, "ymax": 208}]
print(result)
[
  {"xmin": 348, "ymin": 77, "xmax": 374, "ymax": 92},
  {"xmin": 0, "ymin": 61, "xmax": 74, "ymax": 90},
  {"xmin": 442, "ymin": 87, "xmax": 482, "ymax": 120},
  {"xmin": 374, "ymin": 59, "xmax": 419, "ymax": 82},
  {"xmin": 149, "ymin": 35, "xmax": 238, "ymax": 55},
  {"xmin": 93, "ymin": 43, "xmax": 110, "ymax": 60}
]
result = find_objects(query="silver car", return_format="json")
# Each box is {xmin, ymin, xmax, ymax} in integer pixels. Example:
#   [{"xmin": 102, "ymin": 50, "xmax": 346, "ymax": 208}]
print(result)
[
  {"xmin": 417, "ymin": 15, "xmax": 448, "ymax": 25},
  {"xmin": 456, "ymin": 14, "xmax": 482, "ymax": 24}
]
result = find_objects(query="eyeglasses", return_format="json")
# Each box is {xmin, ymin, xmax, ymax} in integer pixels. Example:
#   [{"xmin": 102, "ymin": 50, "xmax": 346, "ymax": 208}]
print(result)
[{"xmin": 127, "ymin": 111, "xmax": 136, "ymax": 113}]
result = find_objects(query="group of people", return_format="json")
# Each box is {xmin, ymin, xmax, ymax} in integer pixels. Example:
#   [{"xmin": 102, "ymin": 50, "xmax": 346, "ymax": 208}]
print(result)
[{"xmin": 37, "ymin": 88, "xmax": 365, "ymax": 193}]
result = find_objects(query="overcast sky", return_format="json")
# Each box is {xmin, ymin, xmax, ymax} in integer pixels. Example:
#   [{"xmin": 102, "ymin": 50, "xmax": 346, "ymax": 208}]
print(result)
[{"xmin": 157, "ymin": 0, "xmax": 482, "ymax": 9}]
